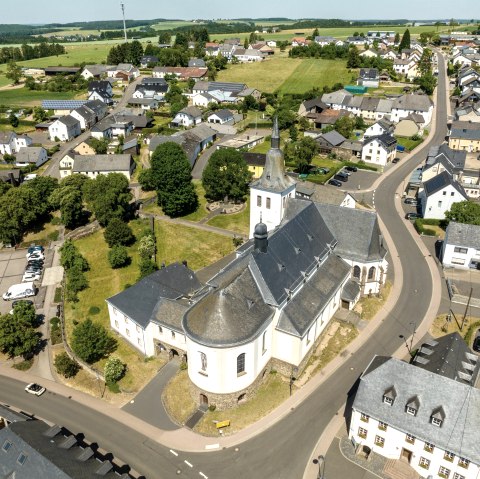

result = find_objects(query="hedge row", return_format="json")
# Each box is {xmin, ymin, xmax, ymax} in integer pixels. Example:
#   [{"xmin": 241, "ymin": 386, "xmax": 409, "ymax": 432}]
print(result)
[{"xmin": 413, "ymin": 219, "xmax": 436, "ymax": 236}]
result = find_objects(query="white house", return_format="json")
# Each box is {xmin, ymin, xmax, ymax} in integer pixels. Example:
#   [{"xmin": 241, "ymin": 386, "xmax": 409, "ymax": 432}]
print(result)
[
  {"xmin": 233, "ymin": 48, "xmax": 265, "ymax": 62},
  {"xmin": 171, "ymin": 106, "xmax": 203, "ymax": 128},
  {"xmin": 393, "ymin": 59, "xmax": 418, "ymax": 79},
  {"xmin": 48, "ymin": 116, "xmax": 81, "ymax": 142},
  {"xmin": 207, "ymin": 109, "xmax": 234, "ymax": 125},
  {"xmin": 362, "ymin": 134, "xmax": 397, "ymax": 166},
  {"xmin": 442, "ymin": 221, "xmax": 480, "ymax": 270},
  {"xmin": 419, "ymin": 171, "xmax": 469, "ymax": 220},
  {"xmin": 390, "ymin": 94, "xmax": 434, "ymax": 125},
  {"xmin": 81, "ymin": 64, "xmax": 112, "ymax": 80},
  {"xmin": 15, "ymin": 147, "xmax": 48, "ymax": 168},
  {"xmin": 350, "ymin": 335, "xmax": 480, "ymax": 479},
  {"xmin": 106, "ymin": 121, "xmax": 388, "ymax": 410},
  {"xmin": 192, "ymin": 92, "xmax": 217, "ymax": 108},
  {"xmin": 364, "ymin": 118, "xmax": 395, "ymax": 138},
  {"xmin": 0, "ymin": 132, "xmax": 32, "ymax": 155},
  {"xmin": 70, "ymin": 105, "xmax": 97, "ymax": 131},
  {"xmin": 60, "ymin": 153, "xmax": 135, "ymax": 180},
  {"xmin": 357, "ymin": 68, "xmax": 380, "ymax": 88}
]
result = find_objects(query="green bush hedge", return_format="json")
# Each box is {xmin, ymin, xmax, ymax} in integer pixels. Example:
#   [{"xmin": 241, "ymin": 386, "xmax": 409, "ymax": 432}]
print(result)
[
  {"xmin": 345, "ymin": 160, "xmax": 378, "ymax": 172},
  {"xmin": 414, "ymin": 219, "xmax": 436, "ymax": 236},
  {"xmin": 464, "ymin": 321, "xmax": 480, "ymax": 345}
]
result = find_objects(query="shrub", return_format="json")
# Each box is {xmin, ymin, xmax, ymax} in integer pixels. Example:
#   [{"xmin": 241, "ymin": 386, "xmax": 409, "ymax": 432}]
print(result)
[
  {"xmin": 104, "ymin": 218, "xmax": 135, "ymax": 247},
  {"xmin": 108, "ymin": 245, "xmax": 130, "ymax": 269},
  {"xmin": 71, "ymin": 319, "xmax": 117, "ymax": 364},
  {"xmin": 139, "ymin": 257, "xmax": 158, "ymax": 279},
  {"xmin": 106, "ymin": 381, "xmax": 121, "ymax": 393},
  {"xmin": 50, "ymin": 317, "xmax": 62, "ymax": 345},
  {"xmin": 104, "ymin": 356, "xmax": 126, "ymax": 384},
  {"xmin": 414, "ymin": 219, "xmax": 437, "ymax": 236},
  {"xmin": 88, "ymin": 306, "xmax": 100, "ymax": 315},
  {"xmin": 54, "ymin": 352, "xmax": 80, "ymax": 378}
]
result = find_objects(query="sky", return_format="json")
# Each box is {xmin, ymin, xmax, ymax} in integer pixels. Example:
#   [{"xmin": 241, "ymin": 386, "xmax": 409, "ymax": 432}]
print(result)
[{"xmin": 5, "ymin": 0, "xmax": 480, "ymax": 24}]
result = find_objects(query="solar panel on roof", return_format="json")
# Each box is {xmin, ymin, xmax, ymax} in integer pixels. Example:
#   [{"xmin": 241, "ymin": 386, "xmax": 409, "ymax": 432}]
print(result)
[{"xmin": 42, "ymin": 100, "xmax": 87, "ymax": 109}]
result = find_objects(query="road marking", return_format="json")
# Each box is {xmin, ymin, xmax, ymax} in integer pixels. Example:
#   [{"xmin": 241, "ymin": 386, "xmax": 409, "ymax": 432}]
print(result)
[
  {"xmin": 184, "ymin": 460, "xmax": 193, "ymax": 467},
  {"xmin": 205, "ymin": 443, "xmax": 220, "ymax": 450},
  {"xmin": 169, "ymin": 449, "xmax": 178, "ymax": 456},
  {"xmin": 199, "ymin": 473, "xmax": 208, "ymax": 479}
]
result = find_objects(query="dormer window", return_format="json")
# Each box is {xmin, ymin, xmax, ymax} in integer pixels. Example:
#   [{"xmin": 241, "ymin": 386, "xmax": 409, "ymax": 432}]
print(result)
[
  {"xmin": 383, "ymin": 386, "xmax": 396, "ymax": 405},
  {"xmin": 431, "ymin": 417, "xmax": 442, "ymax": 427},
  {"xmin": 430, "ymin": 406, "xmax": 445, "ymax": 427},
  {"xmin": 405, "ymin": 396, "xmax": 420, "ymax": 416}
]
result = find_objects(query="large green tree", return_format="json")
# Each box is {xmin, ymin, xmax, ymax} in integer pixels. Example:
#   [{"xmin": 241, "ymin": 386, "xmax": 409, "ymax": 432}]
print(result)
[
  {"xmin": 398, "ymin": 29, "xmax": 411, "ymax": 51},
  {"xmin": 83, "ymin": 173, "xmax": 132, "ymax": 226},
  {"xmin": 0, "ymin": 313, "xmax": 41, "ymax": 359},
  {"xmin": 445, "ymin": 201, "xmax": 480, "ymax": 225},
  {"xmin": 50, "ymin": 186, "xmax": 84, "ymax": 229},
  {"xmin": 140, "ymin": 142, "xmax": 198, "ymax": 217},
  {"xmin": 104, "ymin": 218, "xmax": 134, "ymax": 247},
  {"xmin": 71, "ymin": 319, "xmax": 117, "ymax": 364},
  {"xmin": 202, "ymin": 148, "xmax": 251, "ymax": 202},
  {"xmin": 285, "ymin": 137, "xmax": 319, "ymax": 173},
  {"xmin": 5, "ymin": 61, "xmax": 21, "ymax": 85}
]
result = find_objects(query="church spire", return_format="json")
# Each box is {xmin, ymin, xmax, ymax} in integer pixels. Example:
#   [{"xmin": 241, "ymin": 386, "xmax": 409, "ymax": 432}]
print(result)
[{"xmin": 271, "ymin": 116, "xmax": 280, "ymax": 149}]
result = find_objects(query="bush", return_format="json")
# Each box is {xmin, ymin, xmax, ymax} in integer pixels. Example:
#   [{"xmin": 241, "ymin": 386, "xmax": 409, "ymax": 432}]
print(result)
[
  {"xmin": 88, "ymin": 306, "xmax": 100, "ymax": 315},
  {"xmin": 104, "ymin": 356, "xmax": 126, "ymax": 384},
  {"xmin": 413, "ymin": 219, "xmax": 436, "ymax": 236},
  {"xmin": 104, "ymin": 218, "xmax": 135, "ymax": 247},
  {"xmin": 71, "ymin": 319, "xmax": 117, "ymax": 364},
  {"xmin": 139, "ymin": 257, "xmax": 158, "ymax": 279},
  {"xmin": 108, "ymin": 245, "xmax": 130, "ymax": 269},
  {"xmin": 106, "ymin": 381, "xmax": 121, "ymax": 393},
  {"xmin": 464, "ymin": 321, "xmax": 480, "ymax": 345},
  {"xmin": 54, "ymin": 352, "xmax": 80, "ymax": 378},
  {"xmin": 50, "ymin": 317, "xmax": 62, "ymax": 345}
]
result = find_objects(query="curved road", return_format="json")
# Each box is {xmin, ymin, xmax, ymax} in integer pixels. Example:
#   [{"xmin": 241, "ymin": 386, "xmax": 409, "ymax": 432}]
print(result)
[{"xmin": 0, "ymin": 56, "xmax": 448, "ymax": 478}]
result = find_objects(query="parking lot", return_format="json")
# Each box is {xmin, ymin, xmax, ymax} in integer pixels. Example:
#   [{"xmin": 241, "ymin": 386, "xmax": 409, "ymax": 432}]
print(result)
[{"xmin": 0, "ymin": 248, "xmax": 51, "ymax": 314}]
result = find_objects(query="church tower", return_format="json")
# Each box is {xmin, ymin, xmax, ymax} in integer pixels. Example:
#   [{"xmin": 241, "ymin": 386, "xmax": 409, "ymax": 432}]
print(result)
[{"xmin": 249, "ymin": 118, "xmax": 296, "ymax": 238}]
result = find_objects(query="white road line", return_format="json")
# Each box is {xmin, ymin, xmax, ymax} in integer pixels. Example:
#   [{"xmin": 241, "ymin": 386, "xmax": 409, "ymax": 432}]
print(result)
[
  {"xmin": 205, "ymin": 443, "xmax": 220, "ymax": 450},
  {"xmin": 184, "ymin": 460, "xmax": 193, "ymax": 468},
  {"xmin": 199, "ymin": 473, "xmax": 208, "ymax": 479},
  {"xmin": 169, "ymin": 449, "xmax": 178, "ymax": 456}
]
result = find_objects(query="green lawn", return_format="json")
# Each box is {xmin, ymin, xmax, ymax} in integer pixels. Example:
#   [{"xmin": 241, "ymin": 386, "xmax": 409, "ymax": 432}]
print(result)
[
  {"xmin": 278, "ymin": 58, "xmax": 353, "ymax": 94},
  {"xmin": 0, "ymin": 87, "xmax": 79, "ymax": 107},
  {"xmin": 396, "ymin": 136, "xmax": 423, "ymax": 152},
  {"xmin": 207, "ymin": 198, "xmax": 250, "ymax": 236}
]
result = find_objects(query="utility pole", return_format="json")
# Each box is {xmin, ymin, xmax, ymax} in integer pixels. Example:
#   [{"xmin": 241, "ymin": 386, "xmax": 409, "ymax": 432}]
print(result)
[{"xmin": 121, "ymin": 2, "xmax": 127, "ymax": 43}]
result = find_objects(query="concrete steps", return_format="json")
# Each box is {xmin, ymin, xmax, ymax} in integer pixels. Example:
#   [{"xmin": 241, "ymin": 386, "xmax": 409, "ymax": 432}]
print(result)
[{"xmin": 383, "ymin": 459, "xmax": 420, "ymax": 479}]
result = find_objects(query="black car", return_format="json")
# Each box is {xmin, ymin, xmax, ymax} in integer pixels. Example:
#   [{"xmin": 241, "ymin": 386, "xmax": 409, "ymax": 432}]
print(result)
[
  {"xmin": 473, "ymin": 336, "xmax": 480, "ymax": 353},
  {"xmin": 25, "ymin": 267, "xmax": 42, "ymax": 274},
  {"xmin": 328, "ymin": 179, "xmax": 343, "ymax": 187},
  {"xmin": 345, "ymin": 165, "xmax": 358, "ymax": 172},
  {"xmin": 334, "ymin": 173, "xmax": 348, "ymax": 182},
  {"xmin": 405, "ymin": 212, "xmax": 421, "ymax": 220},
  {"xmin": 392, "ymin": 157, "xmax": 401, "ymax": 164},
  {"xmin": 404, "ymin": 197, "xmax": 418, "ymax": 205}
]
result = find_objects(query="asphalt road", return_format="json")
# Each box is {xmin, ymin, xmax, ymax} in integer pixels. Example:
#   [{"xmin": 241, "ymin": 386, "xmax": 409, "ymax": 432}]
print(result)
[
  {"xmin": 42, "ymin": 76, "xmax": 143, "ymax": 178},
  {"xmin": 0, "ymin": 57, "xmax": 448, "ymax": 479}
]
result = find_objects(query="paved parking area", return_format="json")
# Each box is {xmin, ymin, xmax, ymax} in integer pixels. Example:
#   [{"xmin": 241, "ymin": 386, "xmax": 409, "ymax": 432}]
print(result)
[
  {"xmin": 345, "ymin": 169, "xmax": 380, "ymax": 191},
  {"xmin": 0, "ymin": 248, "xmax": 52, "ymax": 314}
]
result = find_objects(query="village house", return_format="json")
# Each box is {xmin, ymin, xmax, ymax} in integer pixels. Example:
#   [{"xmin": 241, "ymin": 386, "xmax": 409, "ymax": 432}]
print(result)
[
  {"xmin": 81, "ymin": 64, "xmax": 113, "ymax": 80},
  {"xmin": 242, "ymin": 152, "xmax": 266, "ymax": 179},
  {"xmin": 140, "ymin": 55, "xmax": 159, "ymax": 67},
  {"xmin": 171, "ymin": 106, "xmax": 203, "ymax": 128},
  {"xmin": 449, "ymin": 121, "xmax": 480, "ymax": 152},
  {"xmin": 419, "ymin": 171, "xmax": 469, "ymax": 219},
  {"xmin": 152, "ymin": 66, "xmax": 208, "ymax": 81},
  {"xmin": 59, "ymin": 153, "xmax": 135, "ymax": 180},
  {"xmin": 207, "ymin": 109, "xmax": 235, "ymax": 125},
  {"xmin": 295, "ymin": 182, "xmax": 356, "ymax": 208},
  {"xmin": 364, "ymin": 118, "xmax": 395, "ymax": 138},
  {"xmin": 0, "ymin": 131, "xmax": 32, "ymax": 155},
  {"xmin": 362, "ymin": 134, "xmax": 397, "ymax": 166},
  {"xmin": 233, "ymin": 48, "xmax": 265, "ymax": 62},
  {"xmin": 48, "ymin": 115, "xmax": 81, "ymax": 142},
  {"xmin": 350, "ymin": 334, "xmax": 480, "ymax": 479},
  {"xmin": 421, "ymin": 144, "xmax": 466, "ymax": 184},
  {"xmin": 392, "ymin": 58, "xmax": 418, "ymax": 80},
  {"xmin": 107, "ymin": 63, "xmax": 140, "ymax": 81},
  {"xmin": 442, "ymin": 222, "xmax": 480, "ymax": 270},
  {"xmin": 357, "ymin": 68, "xmax": 380, "ymax": 88},
  {"xmin": 15, "ymin": 147, "xmax": 48, "ymax": 168}
]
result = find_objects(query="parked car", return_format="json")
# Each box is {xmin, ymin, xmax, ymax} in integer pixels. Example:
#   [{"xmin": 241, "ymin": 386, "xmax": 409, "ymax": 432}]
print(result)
[
  {"xmin": 27, "ymin": 245, "xmax": 44, "ymax": 255},
  {"xmin": 27, "ymin": 261, "xmax": 44, "ymax": 267},
  {"xmin": 23, "ymin": 272, "xmax": 41, "ymax": 282},
  {"xmin": 25, "ymin": 383, "xmax": 46, "ymax": 396},
  {"xmin": 26, "ymin": 252, "xmax": 45, "ymax": 261},
  {"xmin": 405, "ymin": 212, "xmax": 421, "ymax": 220},
  {"xmin": 317, "ymin": 167, "xmax": 330, "ymax": 175},
  {"xmin": 328, "ymin": 179, "xmax": 343, "ymax": 187},
  {"xmin": 334, "ymin": 173, "xmax": 348, "ymax": 182},
  {"xmin": 392, "ymin": 157, "xmax": 401, "ymax": 163},
  {"xmin": 3, "ymin": 282, "xmax": 37, "ymax": 301},
  {"xmin": 345, "ymin": 165, "xmax": 358, "ymax": 172},
  {"xmin": 404, "ymin": 197, "xmax": 418, "ymax": 205}
]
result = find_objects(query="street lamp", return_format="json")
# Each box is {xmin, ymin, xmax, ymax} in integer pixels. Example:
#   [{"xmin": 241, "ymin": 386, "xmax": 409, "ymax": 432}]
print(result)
[
  {"xmin": 313, "ymin": 454, "xmax": 325, "ymax": 479},
  {"xmin": 399, "ymin": 334, "xmax": 411, "ymax": 354}
]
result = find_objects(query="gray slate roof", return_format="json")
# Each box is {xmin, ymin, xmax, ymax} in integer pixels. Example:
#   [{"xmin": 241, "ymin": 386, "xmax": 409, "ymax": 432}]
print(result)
[
  {"xmin": 314, "ymin": 203, "xmax": 387, "ymax": 263},
  {"xmin": 178, "ymin": 106, "xmax": 202, "ymax": 118},
  {"xmin": 209, "ymin": 109, "xmax": 234, "ymax": 120},
  {"xmin": 353, "ymin": 355, "xmax": 480, "ymax": 464},
  {"xmin": 72, "ymin": 154, "xmax": 132, "ymax": 173},
  {"xmin": 445, "ymin": 221, "xmax": 480, "ymax": 250},
  {"xmin": 319, "ymin": 130, "xmax": 346, "ymax": 147},
  {"xmin": 423, "ymin": 170, "xmax": 468, "ymax": 198},
  {"xmin": 58, "ymin": 115, "xmax": 80, "ymax": 128},
  {"xmin": 15, "ymin": 147, "xmax": 46, "ymax": 163},
  {"xmin": 107, "ymin": 263, "xmax": 202, "ymax": 329},
  {"xmin": 392, "ymin": 93, "xmax": 433, "ymax": 112}
]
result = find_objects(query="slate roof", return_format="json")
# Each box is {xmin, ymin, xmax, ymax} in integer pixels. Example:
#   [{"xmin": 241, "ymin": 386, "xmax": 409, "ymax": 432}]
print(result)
[
  {"xmin": 57, "ymin": 115, "xmax": 80, "ymax": 128},
  {"xmin": 423, "ymin": 171, "xmax": 468, "ymax": 198},
  {"xmin": 277, "ymin": 254, "xmax": 350, "ymax": 337},
  {"xmin": 15, "ymin": 147, "xmax": 46, "ymax": 163},
  {"xmin": 141, "ymin": 77, "xmax": 167, "ymax": 86},
  {"xmin": 186, "ymin": 123, "xmax": 216, "ymax": 143},
  {"xmin": 107, "ymin": 263, "xmax": 202, "ymax": 329},
  {"xmin": 450, "ymin": 124, "xmax": 480, "ymax": 141},
  {"xmin": 72, "ymin": 105, "xmax": 96, "ymax": 122},
  {"xmin": 302, "ymin": 97, "xmax": 328, "ymax": 112},
  {"xmin": 359, "ymin": 68, "xmax": 379, "ymax": 79},
  {"xmin": 0, "ymin": 131, "xmax": 15, "ymax": 143},
  {"xmin": 413, "ymin": 333, "xmax": 480, "ymax": 385},
  {"xmin": 149, "ymin": 135, "xmax": 198, "ymax": 167},
  {"xmin": 298, "ymin": 183, "xmax": 355, "ymax": 206},
  {"xmin": 208, "ymin": 109, "xmax": 234, "ymax": 121},
  {"xmin": 364, "ymin": 133, "xmax": 396, "ymax": 148},
  {"xmin": 72, "ymin": 154, "xmax": 132, "ymax": 173},
  {"xmin": 445, "ymin": 221, "xmax": 480, "ymax": 250},
  {"xmin": 178, "ymin": 106, "xmax": 202, "ymax": 118},
  {"xmin": 425, "ymin": 144, "xmax": 466, "ymax": 172},
  {"xmin": 376, "ymin": 98, "xmax": 393, "ymax": 114},
  {"xmin": 353, "ymin": 355, "xmax": 480, "ymax": 464},
  {"xmin": 88, "ymin": 80, "xmax": 111, "ymax": 92},
  {"xmin": 314, "ymin": 203, "xmax": 387, "ymax": 263},
  {"xmin": 361, "ymin": 97, "xmax": 380, "ymax": 111},
  {"xmin": 82, "ymin": 64, "xmax": 111, "ymax": 76},
  {"xmin": 188, "ymin": 58, "xmax": 206, "ymax": 67},
  {"xmin": 319, "ymin": 130, "xmax": 346, "ymax": 147},
  {"xmin": 341, "ymin": 279, "xmax": 361, "ymax": 302},
  {"xmin": 243, "ymin": 152, "xmax": 266, "ymax": 167},
  {"xmin": 392, "ymin": 93, "xmax": 433, "ymax": 112},
  {"xmin": 322, "ymin": 89, "xmax": 353, "ymax": 106},
  {"xmin": 83, "ymin": 100, "xmax": 107, "ymax": 116}
]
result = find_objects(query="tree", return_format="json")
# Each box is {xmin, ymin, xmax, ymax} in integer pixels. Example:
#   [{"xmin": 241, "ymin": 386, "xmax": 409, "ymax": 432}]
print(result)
[
  {"xmin": 398, "ymin": 29, "xmax": 411, "ymax": 51},
  {"xmin": 312, "ymin": 28, "xmax": 319, "ymax": 38},
  {"xmin": 50, "ymin": 186, "xmax": 84, "ymax": 229},
  {"xmin": 158, "ymin": 31, "xmax": 172, "ymax": 45},
  {"xmin": 3, "ymin": 153, "xmax": 15, "ymax": 164},
  {"xmin": 0, "ymin": 313, "xmax": 41, "ymax": 359},
  {"xmin": 335, "ymin": 116, "xmax": 356, "ymax": 139},
  {"xmin": 104, "ymin": 356, "xmax": 126, "ymax": 384},
  {"xmin": 104, "ymin": 218, "xmax": 134, "ymax": 247},
  {"xmin": 71, "ymin": 319, "xmax": 117, "ymax": 364},
  {"xmin": 33, "ymin": 106, "xmax": 48, "ymax": 122},
  {"xmin": 60, "ymin": 240, "xmax": 89, "ymax": 271},
  {"xmin": 445, "ymin": 201, "xmax": 480, "ymax": 225},
  {"xmin": 5, "ymin": 61, "xmax": 21, "ymax": 85},
  {"xmin": 108, "ymin": 245, "xmax": 130, "ymax": 269},
  {"xmin": 143, "ymin": 142, "xmax": 198, "ymax": 217},
  {"xmin": 347, "ymin": 46, "xmax": 361, "ymax": 68},
  {"xmin": 202, "ymin": 149, "xmax": 251, "ymax": 202},
  {"xmin": 9, "ymin": 113, "xmax": 19, "ymax": 128},
  {"xmin": 83, "ymin": 173, "xmax": 132, "ymax": 226},
  {"xmin": 416, "ymin": 71, "xmax": 437, "ymax": 95},
  {"xmin": 66, "ymin": 266, "xmax": 88, "ymax": 295},
  {"xmin": 285, "ymin": 137, "xmax": 319, "ymax": 173},
  {"xmin": 54, "ymin": 352, "xmax": 80, "ymax": 378},
  {"xmin": 289, "ymin": 125, "xmax": 298, "ymax": 142},
  {"xmin": 138, "ymin": 233, "xmax": 156, "ymax": 260},
  {"xmin": 90, "ymin": 137, "xmax": 109, "ymax": 154},
  {"xmin": 127, "ymin": 40, "xmax": 144, "ymax": 66},
  {"xmin": 139, "ymin": 257, "xmax": 158, "ymax": 278},
  {"xmin": 12, "ymin": 301, "xmax": 37, "ymax": 328}
]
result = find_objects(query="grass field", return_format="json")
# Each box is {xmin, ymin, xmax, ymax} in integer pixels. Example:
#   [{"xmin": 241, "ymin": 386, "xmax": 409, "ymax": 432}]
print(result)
[
  {"xmin": 0, "ymin": 87, "xmax": 79, "ymax": 107},
  {"xmin": 207, "ymin": 199, "xmax": 250, "ymax": 236},
  {"xmin": 278, "ymin": 58, "xmax": 353, "ymax": 94}
]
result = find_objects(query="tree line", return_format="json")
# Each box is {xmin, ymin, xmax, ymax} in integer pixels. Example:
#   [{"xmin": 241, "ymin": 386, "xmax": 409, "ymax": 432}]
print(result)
[{"xmin": 0, "ymin": 42, "xmax": 65, "ymax": 65}]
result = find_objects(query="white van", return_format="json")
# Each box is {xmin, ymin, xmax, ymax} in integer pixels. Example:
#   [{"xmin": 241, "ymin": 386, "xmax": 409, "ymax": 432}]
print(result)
[{"xmin": 2, "ymin": 282, "xmax": 37, "ymax": 301}]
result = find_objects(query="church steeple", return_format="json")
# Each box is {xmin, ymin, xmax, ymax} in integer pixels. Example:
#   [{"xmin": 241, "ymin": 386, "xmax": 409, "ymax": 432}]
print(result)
[{"xmin": 271, "ymin": 116, "xmax": 280, "ymax": 149}]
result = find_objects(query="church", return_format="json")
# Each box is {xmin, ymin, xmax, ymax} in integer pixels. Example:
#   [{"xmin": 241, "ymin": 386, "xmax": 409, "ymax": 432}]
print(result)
[{"xmin": 107, "ymin": 120, "xmax": 389, "ymax": 409}]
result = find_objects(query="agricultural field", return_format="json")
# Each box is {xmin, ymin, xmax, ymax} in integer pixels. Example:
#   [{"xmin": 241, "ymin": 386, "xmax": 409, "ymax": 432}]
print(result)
[
  {"xmin": 217, "ymin": 53, "xmax": 351, "ymax": 94},
  {"xmin": 0, "ymin": 87, "xmax": 80, "ymax": 107}
]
